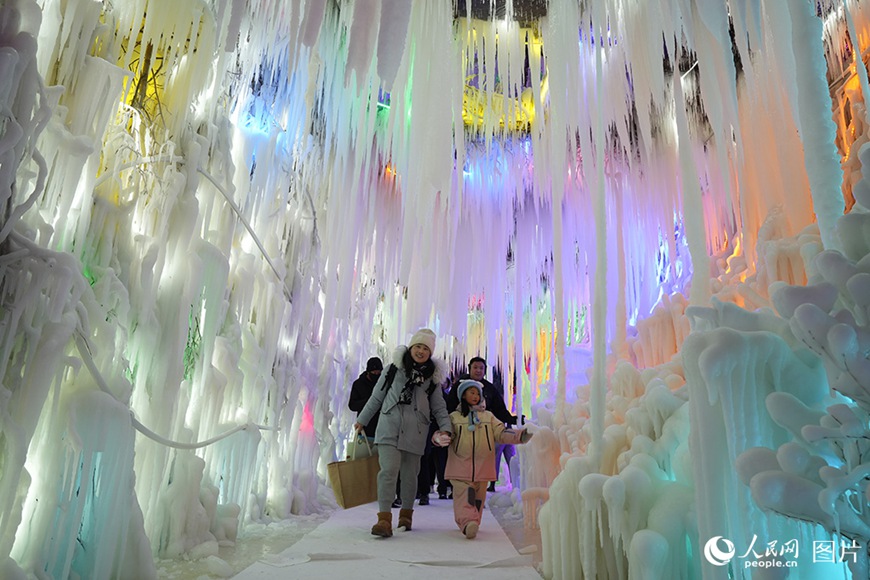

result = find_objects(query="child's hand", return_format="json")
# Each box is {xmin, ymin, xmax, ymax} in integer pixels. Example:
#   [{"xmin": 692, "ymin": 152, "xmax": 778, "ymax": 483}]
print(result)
[
  {"xmin": 520, "ymin": 429, "xmax": 534, "ymax": 444},
  {"xmin": 432, "ymin": 431, "xmax": 452, "ymax": 447}
]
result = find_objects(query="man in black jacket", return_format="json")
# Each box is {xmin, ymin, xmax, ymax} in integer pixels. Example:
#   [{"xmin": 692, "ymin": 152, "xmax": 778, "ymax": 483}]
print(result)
[
  {"xmin": 348, "ymin": 357, "xmax": 383, "ymax": 438},
  {"xmin": 446, "ymin": 356, "xmax": 518, "ymax": 491}
]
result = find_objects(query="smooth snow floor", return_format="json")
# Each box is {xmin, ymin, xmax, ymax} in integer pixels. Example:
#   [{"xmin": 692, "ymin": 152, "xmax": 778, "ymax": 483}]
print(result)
[{"xmin": 232, "ymin": 492, "xmax": 542, "ymax": 580}]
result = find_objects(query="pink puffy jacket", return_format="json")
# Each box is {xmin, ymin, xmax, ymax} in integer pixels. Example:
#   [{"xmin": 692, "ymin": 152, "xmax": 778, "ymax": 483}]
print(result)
[{"xmin": 444, "ymin": 409, "xmax": 524, "ymax": 482}]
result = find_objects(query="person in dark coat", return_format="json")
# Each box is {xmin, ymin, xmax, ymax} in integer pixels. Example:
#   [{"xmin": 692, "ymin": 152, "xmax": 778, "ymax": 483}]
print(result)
[
  {"xmin": 446, "ymin": 357, "xmax": 518, "ymax": 492},
  {"xmin": 433, "ymin": 383, "xmax": 453, "ymax": 499},
  {"xmin": 348, "ymin": 356, "xmax": 383, "ymax": 438},
  {"xmin": 416, "ymin": 421, "xmax": 437, "ymax": 505}
]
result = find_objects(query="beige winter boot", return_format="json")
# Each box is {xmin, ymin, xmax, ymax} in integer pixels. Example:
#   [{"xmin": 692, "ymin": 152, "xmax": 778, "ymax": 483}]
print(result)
[
  {"xmin": 371, "ymin": 511, "xmax": 393, "ymax": 537},
  {"xmin": 398, "ymin": 508, "xmax": 414, "ymax": 530},
  {"xmin": 464, "ymin": 521, "xmax": 479, "ymax": 539}
]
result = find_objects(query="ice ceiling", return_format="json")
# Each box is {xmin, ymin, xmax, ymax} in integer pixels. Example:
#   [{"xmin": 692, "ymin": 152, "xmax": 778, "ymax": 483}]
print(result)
[{"xmin": 2, "ymin": 0, "xmax": 870, "ymax": 578}]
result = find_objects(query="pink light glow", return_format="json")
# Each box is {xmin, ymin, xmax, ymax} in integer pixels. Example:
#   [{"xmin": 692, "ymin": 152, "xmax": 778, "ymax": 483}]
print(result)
[{"xmin": 300, "ymin": 403, "xmax": 315, "ymax": 435}]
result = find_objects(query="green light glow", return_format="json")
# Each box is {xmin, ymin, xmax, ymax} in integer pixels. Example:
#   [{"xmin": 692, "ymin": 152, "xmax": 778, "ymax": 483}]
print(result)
[{"xmin": 183, "ymin": 307, "xmax": 201, "ymax": 381}]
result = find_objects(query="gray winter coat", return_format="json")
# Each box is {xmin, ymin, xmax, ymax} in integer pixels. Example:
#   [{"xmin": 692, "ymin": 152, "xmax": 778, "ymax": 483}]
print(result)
[{"xmin": 357, "ymin": 346, "xmax": 453, "ymax": 455}]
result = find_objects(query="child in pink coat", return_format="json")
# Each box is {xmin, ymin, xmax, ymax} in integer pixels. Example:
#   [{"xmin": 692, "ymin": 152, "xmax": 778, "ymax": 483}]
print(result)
[{"xmin": 438, "ymin": 379, "xmax": 532, "ymax": 539}]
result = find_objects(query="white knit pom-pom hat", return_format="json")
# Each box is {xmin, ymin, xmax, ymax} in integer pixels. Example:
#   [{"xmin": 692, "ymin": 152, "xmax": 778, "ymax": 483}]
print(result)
[{"xmin": 409, "ymin": 328, "xmax": 436, "ymax": 351}]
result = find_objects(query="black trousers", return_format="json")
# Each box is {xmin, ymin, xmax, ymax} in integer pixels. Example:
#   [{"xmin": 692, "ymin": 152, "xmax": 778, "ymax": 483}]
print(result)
[
  {"xmin": 433, "ymin": 445, "xmax": 450, "ymax": 494},
  {"xmin": 417, "ymin": 433, "xmax": 435, "ymax": 496}
]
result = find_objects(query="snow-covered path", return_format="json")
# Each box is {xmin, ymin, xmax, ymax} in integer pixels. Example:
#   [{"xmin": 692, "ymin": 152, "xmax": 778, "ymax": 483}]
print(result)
[{"xmin": 232, "ymin": 496, "xmax": 542, "ymax": 579}]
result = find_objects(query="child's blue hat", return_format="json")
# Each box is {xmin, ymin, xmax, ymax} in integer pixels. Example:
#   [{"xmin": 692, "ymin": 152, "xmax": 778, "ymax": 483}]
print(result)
[{"xmin": 457, "ymin": 379, "xmax": 483, "ymax": 401}]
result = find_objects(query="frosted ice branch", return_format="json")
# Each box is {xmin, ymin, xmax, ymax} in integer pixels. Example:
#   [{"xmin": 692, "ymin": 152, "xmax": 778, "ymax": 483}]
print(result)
[
  {"xmin": 75, "ymin": 330, "xmax": 278, "ymax": 450},
  {"xmin": 196, "ymin": 166, "xmax": 292, "ymax": 301},
  {"xmin": 91, "ymin": 155, "xmax": 186, "ymax": 191}
]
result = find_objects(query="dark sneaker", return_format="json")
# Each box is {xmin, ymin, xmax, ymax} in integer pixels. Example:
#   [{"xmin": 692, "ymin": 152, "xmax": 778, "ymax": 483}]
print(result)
[
  {"xmin": 391, "ymin": 497, "xmax": 401, "ymax": 508},
  {"xmin": 438, "ymin": 492, "xmax": 447, "ymax": 500},
  {"xmin": 487, "ymin": 483, "xmax": 496, "ymax": 492},
  {"xmin": 418, "ymin": 494, "xmax": 430, "ymax": 506}
]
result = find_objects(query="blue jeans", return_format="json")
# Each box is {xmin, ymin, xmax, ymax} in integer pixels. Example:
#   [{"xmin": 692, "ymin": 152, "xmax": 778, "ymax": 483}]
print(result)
[{"xmin": 494, "ymin": 443, "xmax": 516, "ymax": 481}]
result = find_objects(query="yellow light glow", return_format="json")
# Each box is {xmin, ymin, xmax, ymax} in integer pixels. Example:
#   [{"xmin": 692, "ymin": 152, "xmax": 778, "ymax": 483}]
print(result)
[{"xmin": 460, "ymin": 24, "xmax": 547, "ymax": 131}]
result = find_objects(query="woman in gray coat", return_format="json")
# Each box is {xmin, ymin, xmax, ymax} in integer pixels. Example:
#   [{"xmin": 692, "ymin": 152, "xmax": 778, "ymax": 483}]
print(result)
[{"xmin": 354, "ymin": 328, "xmax": 453, "ymax": 537}]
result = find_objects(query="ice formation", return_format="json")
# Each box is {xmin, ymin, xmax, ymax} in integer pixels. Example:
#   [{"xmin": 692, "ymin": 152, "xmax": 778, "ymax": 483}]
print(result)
[{"xmin": 1, "ymin": 0, "xmax": 869, "ymax": 578}]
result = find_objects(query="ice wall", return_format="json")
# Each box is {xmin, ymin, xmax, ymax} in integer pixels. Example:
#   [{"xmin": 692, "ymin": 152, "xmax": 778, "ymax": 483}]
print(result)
[
  {"xmin": 529, "ymin": 1, "xmax": 869, "ymax": 579},
  {"xmin": 0, "ymin": 0, "xmax": 866, "ymax": 577}
]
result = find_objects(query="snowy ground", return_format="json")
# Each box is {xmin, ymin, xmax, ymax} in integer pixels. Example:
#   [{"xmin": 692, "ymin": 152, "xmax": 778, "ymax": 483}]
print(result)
[
  {"xmin": 157, "ymin": 485, "xmax": 543, "ymax": 579},
  {"xmin": 155, "ymin": 514, "xmax": 328, "ymax": 579}
]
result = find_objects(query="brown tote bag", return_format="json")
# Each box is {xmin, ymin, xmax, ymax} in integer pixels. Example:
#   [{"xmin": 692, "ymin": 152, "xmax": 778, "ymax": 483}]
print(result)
[{"xmin": 327, "ymin": 433, "xmax": 379, "ymax": 509}]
